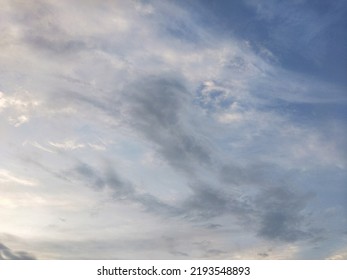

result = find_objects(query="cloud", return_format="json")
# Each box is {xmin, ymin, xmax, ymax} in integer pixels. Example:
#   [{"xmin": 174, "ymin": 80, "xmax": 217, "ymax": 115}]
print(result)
[
  {"xmin": 219, "ymin": 162, "xmax": 315, "ymax": 242},
  {"xmin": 49, "ymin": 140, "xmax": 85, "ymax": 150},
  {"xmin": 24, "ymin": 141, "xmax": 56, "ymax": 153},
  {"xmin": 0, "ymin": 169, "xmax": 38, "ymax": 186},
  {"xmin": 67, "ymin": 150, "xmax": 313, "ymax": 245},
  {"xmin": 72, "ymin": 163, "xmax": 106, "ymax": 191},
  {"xmin": 123, "ymin": 76, "xmax": 212, "ymax": 174},
  {"xmin": 0, "ymin": 91, "xmax": 39, "ymax": 127},
  {"xmin": 327, "ymin": 248, "xmax": 347, "ymax": 260},
  {"xmin": 0, "ymin": 0, "xmax": 346, "ymax": 259},
  {"xmin": 0, "ymin": 242, "xmax": 36, "ymax": 260},
  {"xmin": 255, "ymin": 187, "xmax": 313, "ymax": 242},
  {"xmin": 71, "ymin": 162, "xmax": 180, "ymax": 217},
  {"xmin": 181, "ymin": 181, "xmax": 252, "ymax": 222}
]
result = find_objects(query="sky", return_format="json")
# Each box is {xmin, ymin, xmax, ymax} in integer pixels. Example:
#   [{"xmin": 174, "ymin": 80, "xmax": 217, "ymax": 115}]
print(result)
[{"xmin": 0, "ymin": 0, "xmax": 346, "ymax": 260}]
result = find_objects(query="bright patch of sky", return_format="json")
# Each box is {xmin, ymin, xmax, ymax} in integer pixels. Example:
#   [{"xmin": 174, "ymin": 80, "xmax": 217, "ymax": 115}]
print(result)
[{"xmin": 0, "ymin": 0, "xmax": 346, "ymax": 259}]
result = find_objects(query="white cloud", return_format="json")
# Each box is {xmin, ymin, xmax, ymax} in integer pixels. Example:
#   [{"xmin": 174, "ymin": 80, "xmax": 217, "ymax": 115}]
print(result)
[
  {"xmin": 326, "ymin": 248, "xmax": 347, "ymax": 260},
  {"xmin": 8, "ymin": 115, "xmax": 29, "ymax": 127},
  {"xmin": 0, "ymin": 169, "xmax": 38, "ymax": 186},
  {"xmin": 87, "ymin": 143, "xmax": 106, "ymax": 151},
  {"xmin": 217, "ymin": 113, "xmax": 244, "ymax": 123},
  {"xmin": 23, "ymin": 141, "xmax": 56, "ymax": 153},
  {"xmin": 49, "ymin": 140, "xmax": 85, "ymax": 150},
  {"xmin": 47, "ymin": 140, "xmax": 107, "ymax": 151},
  {"xmin": 0, "ymin": 91, "xmax": 40, "ymax": 111}
]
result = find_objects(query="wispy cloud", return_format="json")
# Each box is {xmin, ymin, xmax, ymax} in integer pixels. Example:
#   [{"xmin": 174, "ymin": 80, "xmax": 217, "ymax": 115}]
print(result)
[
  {"xmin": 0, "ymin": 169, "xmax": 38, "ymax": 186},
  {"xmin": 0, "ymin": 242, "xmax": 36, "ymax": 260}
]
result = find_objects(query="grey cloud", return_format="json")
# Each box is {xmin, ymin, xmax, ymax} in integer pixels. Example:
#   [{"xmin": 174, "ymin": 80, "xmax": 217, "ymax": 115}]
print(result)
[
  {"xmin": 72, "ymin": 158, "xmax": 317, "ymax": 245},
  {"xmin": 104, "ymin": 167, "xmax": 134, "ymax": 199},
  {"xmin": 193, "ymin": 240, "xmax": 227, "ymax": 258},
  {"xmin": 127, "ymin": 77, "xmax": 186, "ymax": 129},
  {"xmin": 184, "ymin": 187, "xmax": 228, "ymax": 219},
  {"xmin": 162, "ymin": 236, "xmax": 189, "ymax": 257},
  {"xmin": 182, "ymin": 182, "xmax": 253, "ymax": 224},
  {"xmin": 74, "ymin": 163, "xmax": 106, "ymax": 191},
  {"xmin": 22, "ymin": 157, "xmax": 72, "ymax": 183},
  {"xmin": 31, "ymin": 66, "xmax": 320, "ymax": 246},
  {"xmin": 205, "ymin": 223, "xmax": 222, "ymax": 229},
  {"xmin": 72, "ymin": 161, "xmax": 251, "ymax": 223},
  {"xmin": 203, "ymin": 249, "xmax": 227, "ymax": 258},
  {"xmin": 220, "ymin": 162, "xmax": 316, "ymax": 242},
  {"xmin": 132, "ymin": 193, "xmax": 181, "ymax": 217},
  {"xmin": 219, "ymin": 164, "xmax": 255, "ymax": 186},
  {"xmin": 258, "ymin": 252, "xmax": 269, "ymax": 258},
  {"xmin": 72, "ymin": 162, "xmax": 245, "ymax": 224},
  {"xmin": 255, "ymin": 187, "xmax": 312, "ymax": 242},
  {"xmin": 26, "ymin": 35, "xmax": 88, "ymax": 55},
  {"xmin": 122, "ymin": 76, "xmax": 318, "ymax": 244},
  {"xmin": 0, "ymin": 242, "xmax": 36, "ymax": 260},
  {"xmin": 51, "ymin": 75, "xmax": 250, "ymax": 222},
  {"xmin": 125, "ymin": 76, "xmax": 211, "ymax": 173},
  {"xmin": 219, "ymin": 162, "xmax": 287, "ymax": 187},
  {"xmin": 31, "ymin": 235, "xmax": 191, "ymax": 259},
  {"xmin": 73, "ymin": 162, "xmax": 134, "ymax": 199},
  {"xmin": 7, "ymin": 1, "xmax": 89, "ymax": 55},
  {"xmin": 69, "ymin": 73, "xmax": 316, "ymax": 244},
  {"xmin": 72, "ymin": 162, "xmax": 180, "ymax": 217}
]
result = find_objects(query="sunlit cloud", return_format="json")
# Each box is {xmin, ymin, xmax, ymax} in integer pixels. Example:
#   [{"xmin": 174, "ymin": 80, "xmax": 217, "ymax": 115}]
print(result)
[{"xmin": 0, "ymin": 169, "xmax": 38, "ymax": 186}]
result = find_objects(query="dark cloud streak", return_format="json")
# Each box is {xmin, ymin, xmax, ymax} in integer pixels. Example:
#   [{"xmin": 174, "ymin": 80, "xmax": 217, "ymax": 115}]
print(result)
[
  {"xmin": 255, "ymin": 187, "xmax": 313, "ymax": 242},
  {"xmin": 125, "ymin": 76, "xmax": 212, "ymax": 173},
  {"xmin": 73, "ymin": 162, "xmax": 181, "ymax": 217},
  {"xmin": 68, "ymin": 75, "xmax": 316, "ymax": 243},
  {"xmin": 0, "ymin": 242, "xmax": 36, "ymax": 260}
]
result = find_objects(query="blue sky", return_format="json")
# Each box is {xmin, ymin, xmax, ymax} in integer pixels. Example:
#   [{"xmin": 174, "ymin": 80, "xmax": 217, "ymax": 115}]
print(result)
[{"xmin": 0, "ymin": 0, "xmax": 346, "ymax": 259}]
